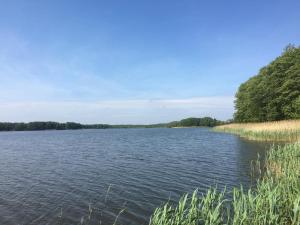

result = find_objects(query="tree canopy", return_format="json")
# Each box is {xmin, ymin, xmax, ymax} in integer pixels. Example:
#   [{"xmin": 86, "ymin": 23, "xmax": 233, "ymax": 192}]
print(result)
[
  {"xmin": 234, "ymin": 45, "xmax": 300, "ymax": 122},
  {"xmin": 167, "ymin": 117, "xmax": 223, "ymax": 127},
  {"xmin": 0, "ymin": 121, "xmax": 110, "ymax": 131}
]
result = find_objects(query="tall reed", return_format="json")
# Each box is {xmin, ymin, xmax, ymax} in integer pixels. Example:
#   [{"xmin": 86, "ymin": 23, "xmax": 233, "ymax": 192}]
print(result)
[
  {"xmin": 213, "ymin": 120, "xmax": 300, "ymax": 141},
  {"xmin": 149, "ymin": 143, "xmax": 300, "ymax": 225}
]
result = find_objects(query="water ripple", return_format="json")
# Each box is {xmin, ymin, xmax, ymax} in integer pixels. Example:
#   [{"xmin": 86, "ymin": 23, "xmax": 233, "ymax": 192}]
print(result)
[{"xmin": 0, "ymin": 128, "xmax": 268, "ymax": 225}]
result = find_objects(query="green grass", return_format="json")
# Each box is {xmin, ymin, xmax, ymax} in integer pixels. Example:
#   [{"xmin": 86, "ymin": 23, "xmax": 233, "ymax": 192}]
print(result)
[{"xmin": 149, "ymin": 143, "xmax": 300, "ymax": 225}]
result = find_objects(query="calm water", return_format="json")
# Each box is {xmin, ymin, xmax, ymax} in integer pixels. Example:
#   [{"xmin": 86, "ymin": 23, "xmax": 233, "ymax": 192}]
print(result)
[{"xmin": 0, "ymin": 128, "xmax": 269, "ymax": 225}]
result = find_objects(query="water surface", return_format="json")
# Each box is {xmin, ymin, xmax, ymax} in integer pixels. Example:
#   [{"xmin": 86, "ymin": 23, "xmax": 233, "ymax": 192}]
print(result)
[{"xmin": 0, "ymin": 128, "xmax": 269, "ymax": 225}]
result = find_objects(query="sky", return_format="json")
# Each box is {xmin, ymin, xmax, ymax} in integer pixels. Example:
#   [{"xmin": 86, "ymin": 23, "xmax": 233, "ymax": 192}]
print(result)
[{"xmin": 0, "ymin": 0, "xmax": 299, "ymax": 124}]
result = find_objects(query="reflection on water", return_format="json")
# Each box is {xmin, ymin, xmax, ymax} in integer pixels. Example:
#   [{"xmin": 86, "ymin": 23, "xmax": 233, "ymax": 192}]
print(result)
[{"xmin": 0, "ymin": 128, "xmax": 269, "ymax": 225}]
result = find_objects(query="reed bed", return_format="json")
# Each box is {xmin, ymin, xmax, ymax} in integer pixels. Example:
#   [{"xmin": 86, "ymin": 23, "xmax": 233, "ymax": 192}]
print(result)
[
  {"xmin": 213, "ymin": 120, "xmax": 300, "ymax": 141},
  {"xmin": 149, "ymin": 143, "xmax": 300, "ymax": 225}
]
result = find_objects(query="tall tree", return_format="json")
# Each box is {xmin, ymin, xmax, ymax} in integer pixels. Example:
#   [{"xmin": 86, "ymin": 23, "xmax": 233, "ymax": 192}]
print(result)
[{"xmin": 234, "ymin": 45, "xmax": 300, "ymax": 122}]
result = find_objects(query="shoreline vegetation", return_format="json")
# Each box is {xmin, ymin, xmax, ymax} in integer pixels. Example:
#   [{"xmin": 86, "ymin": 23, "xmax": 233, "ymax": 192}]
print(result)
[
  {"xmin": 149, "ymin": 46, "xmax": 300, "ymax": 224},
  {"xmin": 150, "ymin": 121, "xmax": 300, "ymax": 224},
  {"xmin": 0, "ymin": 117, "xmax": 224, "ymax": 132},
  {"xmin": 213, "ymin": 120, "xmax": 300, "ymax": 142},
  {"xmin": 149, "ymin": 142, "xmax": 300, "ymax": 225}
]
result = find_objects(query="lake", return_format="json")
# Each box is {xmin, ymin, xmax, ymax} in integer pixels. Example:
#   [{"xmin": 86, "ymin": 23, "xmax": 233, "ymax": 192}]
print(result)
[{"xmin": 0, "ymin": 128, "xmax": 269, "ymax": 225}]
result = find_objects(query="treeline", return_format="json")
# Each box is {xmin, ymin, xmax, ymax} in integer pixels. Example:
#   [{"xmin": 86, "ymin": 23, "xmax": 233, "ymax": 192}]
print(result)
[
  {"xmin": 111, "ymin": 123, "xmax": 167, "ymax": 129},
  {"xmin": 112, "ymin": 117, "xmax": 223, "ymax": 128},
  {"xmin": 234, "ymin": 44, "xmax": 300, "ymax": 122},
  {"xmin": 167, "ymin": 117, "xmax": 224, "ymax": 127},
  {"xmin": 0, "ymin": 122, "xmax": 110, "ymax": 131},
  {"xmin": 0, "ymin": 117, "xmax": 223, "ymax": 131}
]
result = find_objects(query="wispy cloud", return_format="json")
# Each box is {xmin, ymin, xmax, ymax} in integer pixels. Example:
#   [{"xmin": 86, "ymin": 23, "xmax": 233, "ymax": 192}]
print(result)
[
  {"xmin": 0, "ymin": 32, "xmax": 235, "ymax": 123},
  {"xmin": 0, "ymin": 97, "xmax": 234, "ymax": 124}
]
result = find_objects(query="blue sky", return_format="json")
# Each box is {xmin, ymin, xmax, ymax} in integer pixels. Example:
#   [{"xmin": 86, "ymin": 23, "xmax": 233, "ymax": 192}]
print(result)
[{"xmin": 0, "ymin": 0, "xmax": 299, "ymax": 124}]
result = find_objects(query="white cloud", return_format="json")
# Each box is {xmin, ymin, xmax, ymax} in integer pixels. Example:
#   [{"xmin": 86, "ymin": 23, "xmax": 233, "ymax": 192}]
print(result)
[
  {"xmin": 0, "ymin": 33, "xmax": 235, "ymax": 123},
  {"xmin": 0, "ymin": 96, "xmax": 234, "ymax": 124}
]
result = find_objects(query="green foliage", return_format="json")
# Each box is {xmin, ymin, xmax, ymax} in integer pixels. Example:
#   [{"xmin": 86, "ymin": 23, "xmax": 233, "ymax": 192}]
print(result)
[
  {"xmin": 150, "ymin": 143, "xmax": 300, "ymax": 225},
  {"xmin": 0, "ymin": 117, "xmax": 224, "ymax": 131},
  {"xmin": 167, "ymin": 117, "xmax": 223, "ymax": 128},
  {"xmin": 234, "ymin": 45, "xmax": 300, "ymax": 122},
  {"xmin": 111, "ymin": 117, "xmax": 223, "ymax": 128},
  {"xmin": 0, "ymin": 121, "xmax": 110, "ymax": 131}
]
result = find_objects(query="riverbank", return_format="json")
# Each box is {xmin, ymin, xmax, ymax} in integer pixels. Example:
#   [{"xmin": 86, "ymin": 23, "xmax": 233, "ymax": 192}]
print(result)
[
  {"xmin": 149, "ymin": 142, "xmax": 300, "ymax": 225},
  {"xmin": 213, "ymin": 120, "xmax": 300, "ymax": 142}
]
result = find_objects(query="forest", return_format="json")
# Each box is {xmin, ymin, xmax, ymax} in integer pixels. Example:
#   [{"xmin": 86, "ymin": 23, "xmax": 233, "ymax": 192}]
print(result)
[
  {"xmin": 234, "ymin": 45, "xmax": 300, "ymax": 122},
  {"xmin": 0, "ymin": 117, "xmax": 222, "ymax": 131},
  {"xmin": 167, "ymin": 117, "xmax": 223, "ymax": 127},
  {"xmin": 0, "ymin": 122, "xmax": 110, "ymax": 131}
]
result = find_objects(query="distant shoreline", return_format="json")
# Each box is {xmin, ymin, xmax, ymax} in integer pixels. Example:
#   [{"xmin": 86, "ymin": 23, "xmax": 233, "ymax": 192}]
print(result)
[
  {"xmin": 171, "ymin": 126, "xmax": 204, "ymax": 128},
  {"xmin": 0, "ymin": 117, "xmax": 224, "ymax": 132}
]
